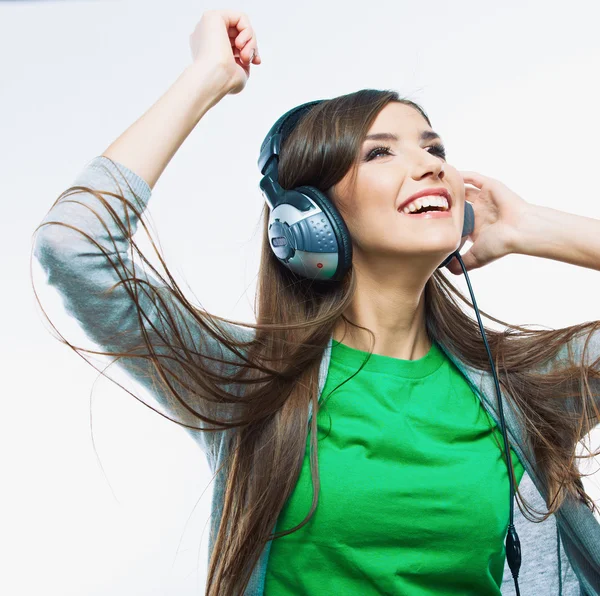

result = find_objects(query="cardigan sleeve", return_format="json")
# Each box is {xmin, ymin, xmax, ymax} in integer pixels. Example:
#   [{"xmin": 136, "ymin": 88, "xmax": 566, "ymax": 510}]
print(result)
[{"xmin": 32, "ymin": 156, "xmax": 254, "ymax": 467}]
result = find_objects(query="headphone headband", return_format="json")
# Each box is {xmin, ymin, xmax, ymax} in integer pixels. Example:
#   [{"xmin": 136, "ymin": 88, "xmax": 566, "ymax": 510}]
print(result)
[{"xmin": 258, "ymin": 100, "xmax": 324, "ymax": 175}]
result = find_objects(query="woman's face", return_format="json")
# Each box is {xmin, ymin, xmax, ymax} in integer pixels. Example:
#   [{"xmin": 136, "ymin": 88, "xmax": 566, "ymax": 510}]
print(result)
[{"xmin": 330, "ymin": 102, "xmax": 466, "ymax": 269}]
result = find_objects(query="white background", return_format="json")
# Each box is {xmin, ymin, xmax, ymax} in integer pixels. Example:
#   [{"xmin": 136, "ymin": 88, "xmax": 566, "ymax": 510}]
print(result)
[{"xmin": 2, "ymin": 0, "xmax": 600, "ymax": 594}]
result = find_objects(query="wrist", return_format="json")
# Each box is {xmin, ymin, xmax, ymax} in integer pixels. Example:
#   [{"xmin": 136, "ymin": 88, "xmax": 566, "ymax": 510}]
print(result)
[
  {"xmin": 511, "ymin": 203, "xmax": 600, "ymax": 270},
  {"xmin": 184, "ymin": 62, "xmax": 231, "ymax": 111}
]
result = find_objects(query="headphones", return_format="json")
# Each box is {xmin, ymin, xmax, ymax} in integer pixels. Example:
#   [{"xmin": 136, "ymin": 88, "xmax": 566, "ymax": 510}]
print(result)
[{"xmin": 257, "ymin": 99, "xmax": 475, "ymax": 282}]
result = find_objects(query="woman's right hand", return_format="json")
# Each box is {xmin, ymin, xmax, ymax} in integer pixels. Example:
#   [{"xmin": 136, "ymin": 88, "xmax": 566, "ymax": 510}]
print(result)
[{"xmin": 189, "ymin": 9, "xmax": 262, "ymax": 96}]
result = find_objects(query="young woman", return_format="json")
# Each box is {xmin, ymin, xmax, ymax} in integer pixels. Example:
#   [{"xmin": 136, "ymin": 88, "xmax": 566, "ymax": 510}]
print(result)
[{"xmin": 32, "ymin": 9, "xmax": 600, "ymax": 596}]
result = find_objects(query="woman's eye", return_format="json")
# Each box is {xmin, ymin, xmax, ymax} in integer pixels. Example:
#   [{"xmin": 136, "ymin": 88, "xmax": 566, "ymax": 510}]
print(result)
[
  {"xmin": 365, "ymin": 143, "xmax": 447, "ymax": 162},
  {"xmin": 429, "ymin": 143, "xmax": 447, "ymax": 160},
  {"xmin": 365, "ymin": 145, "xmax": 392, "ymax": 160}
]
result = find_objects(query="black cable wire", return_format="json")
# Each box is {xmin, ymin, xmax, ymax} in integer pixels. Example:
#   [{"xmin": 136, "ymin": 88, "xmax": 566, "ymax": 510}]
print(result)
[{"xmin": 453, "ymin": 253, "xmax": 522, "ymax": 595}]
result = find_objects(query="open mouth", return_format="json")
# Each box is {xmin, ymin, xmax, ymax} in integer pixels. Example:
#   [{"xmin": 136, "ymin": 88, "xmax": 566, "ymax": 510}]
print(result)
[
  {"xmin": 405, "ymin": 205, "xmax": 449, "ymax": 214},
  {"xmin": 398, "ymin": 192, "xmax": 452, "ymax": 215},
  {"xmin": 398, "ymin": 204, "xmax": 452, "ymax": 218}
]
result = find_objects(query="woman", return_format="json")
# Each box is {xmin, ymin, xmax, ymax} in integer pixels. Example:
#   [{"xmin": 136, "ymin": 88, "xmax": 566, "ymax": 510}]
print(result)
[{"xmin": 32, "ymin": 9, "xmax": 600, "ymax": 596}]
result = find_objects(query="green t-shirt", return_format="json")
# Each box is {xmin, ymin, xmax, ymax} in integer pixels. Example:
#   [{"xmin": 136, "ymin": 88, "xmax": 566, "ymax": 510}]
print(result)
[{"xmin": 264, "ymin": 338, "xmax": 525, "ymax": 595}]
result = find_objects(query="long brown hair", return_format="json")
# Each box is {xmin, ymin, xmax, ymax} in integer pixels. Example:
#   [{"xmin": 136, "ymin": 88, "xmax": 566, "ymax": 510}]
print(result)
[{"xmin": 32, "ymin": 88, "xmax": 600, "ymax": 595}]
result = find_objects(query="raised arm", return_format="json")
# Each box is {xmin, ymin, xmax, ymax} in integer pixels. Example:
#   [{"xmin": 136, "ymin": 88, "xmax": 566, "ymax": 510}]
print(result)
[{"xmin": 32, "ymin": 11, "xmax": 262, "ymax": 466}]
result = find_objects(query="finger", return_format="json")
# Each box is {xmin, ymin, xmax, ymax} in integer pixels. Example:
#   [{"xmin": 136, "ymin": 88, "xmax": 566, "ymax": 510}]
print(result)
[
  {"xmin": 458, "ymin": 250, "xmax": 482, "ymax": 273},
  {"xmin": 222, "ymin": 15, "xmax": 243, "ymax": 39},
  {"xmin": 231, "ymin": 37, "xmax": 259, "ymax": 65},
  {"xmin": 221, "ymin": 9, "xmax": 250, "ymax": 31},
  {"xmin": 233, "ymin": 32, "xmax": 260, "ymax": 64},
  {"xmin": 459, "ymin": 171, "xmax": 486, "ymax": 188},
  {"xmin": 464, "ymin": 190, "xmax": 481, "ymax": 204},
  {"xmin": 233, "ymin": 27, "xmax": 253, "ymax": 51},
  {"xmin": 228, "ymin": 29, "xmax": 260, "ymax": 61}
]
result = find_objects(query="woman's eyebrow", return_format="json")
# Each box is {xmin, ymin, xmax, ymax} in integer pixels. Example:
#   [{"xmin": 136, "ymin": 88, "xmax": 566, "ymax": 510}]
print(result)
[{"xmin": 363, "ymin": 131, "xmax": 442, "ymax": 143}]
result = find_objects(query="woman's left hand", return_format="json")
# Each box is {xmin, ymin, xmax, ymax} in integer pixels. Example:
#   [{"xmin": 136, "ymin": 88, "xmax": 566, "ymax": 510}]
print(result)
[{"xmin": 445, "ymin": 171, "xmax": 532, "ymax": 275}]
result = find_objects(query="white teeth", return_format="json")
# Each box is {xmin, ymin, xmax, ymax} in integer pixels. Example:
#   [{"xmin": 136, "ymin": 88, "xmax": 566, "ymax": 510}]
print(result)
[{"xmin": 401, "ymin": 195, "xmax": 449, "ymax": 214}]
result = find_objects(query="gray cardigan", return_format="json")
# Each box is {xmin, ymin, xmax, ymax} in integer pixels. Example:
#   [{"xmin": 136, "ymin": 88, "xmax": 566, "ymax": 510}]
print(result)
[{"xmin": 33, "ymin": 156, "xmax": 600, "ymax": 595}]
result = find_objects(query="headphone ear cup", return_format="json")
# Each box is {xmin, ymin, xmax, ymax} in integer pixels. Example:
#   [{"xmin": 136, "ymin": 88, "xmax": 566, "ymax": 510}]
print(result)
[
  {"xmin": 295, "ymin": 185, "xmax": 353, "ymax": 281},
  {"xmin": 462, "ymin": 201, "xmax": 474, "ymax": 237}
]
